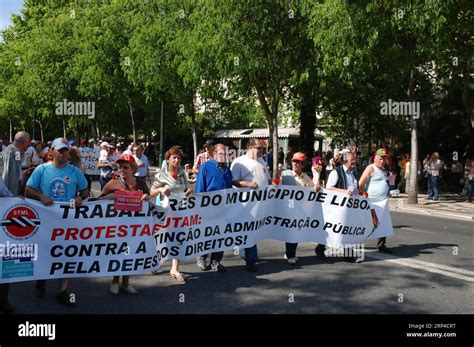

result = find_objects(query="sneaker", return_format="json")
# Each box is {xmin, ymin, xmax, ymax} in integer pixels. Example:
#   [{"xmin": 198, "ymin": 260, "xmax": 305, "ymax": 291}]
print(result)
[
  {"xmin": 56, "ymin": 290, "xmax": 76, "ymax": 307},
  {"xmin": 110, "ymin": 283, "xmax": 120, "ymax": 296},
  {"xmin": 120, "ymin": 284, "xmax": 138, "ymax": 295},
  {"xmin": 197, "ymin": 260, "xmax": 211, "ymax": 271},
  {"xmin": 0, "ymin": 301, "xmax": 16, "ymax": 314},
  {"xmin": 344, "ymin": 256, "xmax": 364, "ymax": 263},
  {"xmin": 287, "ymin": 257, "xmax": 298, "ymax": 265},
  {"xmin": 211, "ymin": 262, "xmax": 228, "ymax": 272},
  {"xmin": 245, "ymin": 264, "xmax": 258, "ymax": 272},
  {"xmin": 35, "ymin": 280, "xmax": 46, "ymax": 298}
]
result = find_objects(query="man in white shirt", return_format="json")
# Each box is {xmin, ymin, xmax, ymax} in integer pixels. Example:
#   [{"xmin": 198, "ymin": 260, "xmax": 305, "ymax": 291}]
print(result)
[
  {"xmin": 133, "ymin": 145, "xmax": 149, "ymax": 184},
  {"xmin": 320, "ymin": 151, "xmax": 363, "ymax": 263},
  {"xmin": 326, "ymin": 151, "xmax": 359, "ymax": 195},
  {"xmin": 231, "ymin": 138, "xmax": 271, "ymax": 272},
  {"xmin": 427, "ymin": 152, "xmax": 445, "ymax": 201}
]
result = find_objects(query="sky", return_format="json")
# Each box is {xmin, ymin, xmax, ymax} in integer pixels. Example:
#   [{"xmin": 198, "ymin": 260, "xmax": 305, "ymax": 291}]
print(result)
[{"xmin": 0, "ymin": 0, "xmax": 25, "ymax": 31}]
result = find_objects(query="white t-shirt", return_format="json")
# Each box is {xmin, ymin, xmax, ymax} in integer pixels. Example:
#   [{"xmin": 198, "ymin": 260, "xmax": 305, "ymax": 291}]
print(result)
[
  {"xmin": 230, "ymin": 155, "xmax": 270, "ymax": 189},
  {"xmin": 134, "ymin": 154, "xmax": 149, "ymax": 177}
]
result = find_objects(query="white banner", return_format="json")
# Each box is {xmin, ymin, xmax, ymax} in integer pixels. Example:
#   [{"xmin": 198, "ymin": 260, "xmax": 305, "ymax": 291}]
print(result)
[
  {"xmin": 156, "ymin": 186, "xmax": 392, "ymax": 261},
  {"xmin": 0, "ymin": 187, "xmax": 393, "ymax": 283},
  {"xmin": 0, "ymin": 199, "xmax": 165, "ymax": 283},
  {"xmin": 79, "ymin": 149, "xmax": 100, "ymax": 175}
]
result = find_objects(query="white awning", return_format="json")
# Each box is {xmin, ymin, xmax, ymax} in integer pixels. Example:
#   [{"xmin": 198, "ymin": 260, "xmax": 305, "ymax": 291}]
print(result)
[{"xmin": 214, "ymin": 128, "xmax": 324, "ymax": 140}]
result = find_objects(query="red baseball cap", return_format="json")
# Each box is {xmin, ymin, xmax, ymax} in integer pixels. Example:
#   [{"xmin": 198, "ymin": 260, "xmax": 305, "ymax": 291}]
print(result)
[
  {"xmin": 292, "ymin": 152, "xmax": 306, "ymax": 161},
  {"xmin": 117, "ymin": 154, "xmax": 135, "ymax": 164}
]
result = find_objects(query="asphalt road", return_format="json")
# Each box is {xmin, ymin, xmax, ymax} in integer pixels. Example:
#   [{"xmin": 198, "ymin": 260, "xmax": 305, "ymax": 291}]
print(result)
[{"xmin": 7, "ymin": 209, "xmax": 474, "ymax": 314}]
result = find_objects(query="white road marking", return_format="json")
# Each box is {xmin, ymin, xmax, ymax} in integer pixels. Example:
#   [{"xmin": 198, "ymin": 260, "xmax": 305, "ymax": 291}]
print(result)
[{"xmin": 368, "ymin": 252, "xmax": 474, "ymax": 282}]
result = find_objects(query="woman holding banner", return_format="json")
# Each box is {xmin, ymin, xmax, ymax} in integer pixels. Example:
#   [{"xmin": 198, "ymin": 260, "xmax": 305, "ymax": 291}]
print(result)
[
  {"xmin": 99, "ymin": 153, "xmax": 150, "ymax": 295},
  {"xmin": 150, "ymin": 146, "xmax": 193, "ymax": 282}
]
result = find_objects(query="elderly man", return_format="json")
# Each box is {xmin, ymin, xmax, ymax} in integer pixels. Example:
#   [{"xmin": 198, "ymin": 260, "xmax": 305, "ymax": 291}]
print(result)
[
  {"xmin": 231, "ymin": 138, "xmax": 271, "ymax": 272},
  {"xmin": 193, "ymin": 139, "xmax": 215, "ymax": 174},
  {"xmin": 280, "ymin": 152, "xmax": 314, "ymax": 264},
  {"xmin": 321, "ymin": 151, "xmax": 363, "ymax": 263},
  {"xmin": 2, "ymin": 131, "xmax": 30, "ymax": 195},
  {"xmin": 0, "ymin": 131, "xmax": 30, "ymax": 314},
  {"xmin": 359, "ymin": 148, "xmax": 392, "ymax": 253},
  {"xmin": 195, "ymin": 143, "xmax": 233, "ymax": 272},
  {"xmin": 133, "ymin": 145, "xmax": 150, "ymax": 185},
  {"xmin": 26, "ymin": 138, "xmax": 89, "ymax": 307}
]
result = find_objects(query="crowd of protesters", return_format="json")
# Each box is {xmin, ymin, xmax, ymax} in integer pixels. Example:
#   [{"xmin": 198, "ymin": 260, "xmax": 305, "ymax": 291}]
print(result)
[{"xmin": 1, "ymin": 133, "xmax": 473, "ymax": 314}]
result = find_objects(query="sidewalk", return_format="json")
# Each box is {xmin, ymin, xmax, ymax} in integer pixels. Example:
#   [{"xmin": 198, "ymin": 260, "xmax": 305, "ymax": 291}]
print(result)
[{"xmin": 388, "ymin": 193, "xmax": 474, "ymax": 221}]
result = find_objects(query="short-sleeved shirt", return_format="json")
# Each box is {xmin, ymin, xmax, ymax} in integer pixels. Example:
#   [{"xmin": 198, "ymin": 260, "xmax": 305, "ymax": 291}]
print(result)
[
  {"xmin": 326, "ymin": 164, "xmax": 359, "ymax": 194},
  {"xmin": 230, "ymin": 155, "xmax": 270, "ymax": 189},
  {"xmin": 26, "ymin": 163, "xmax": 88, "ymax": 202},
  {"xmin": 195, "ymin": 159, "xmax": 232, "ymax": 193},
  {"xmin": 133, "ymin": 154, "xmax": 149, "ymax": 177},
  {"xmin": 281, "ymin": 170, "xmax": 313, "ymax": 188}
]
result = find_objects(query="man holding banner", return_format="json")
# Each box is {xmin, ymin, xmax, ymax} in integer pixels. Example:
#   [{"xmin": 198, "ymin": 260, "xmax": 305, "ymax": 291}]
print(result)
[
  {"xmin": 280, "ymin": 152, "xmax": 314, "ymax": 265},
  {"xmin": 25, "ymin": 137, "xmax": 89, "ymax": 306},
  {"xmin": 325, "ymin": 151, "xmax": 363, "ymax": 263},
  {"xmin": 195, "ymin": 143, "xmax": 233, "ymax": 272},
  {"xmin": 230, "ymin": 139, "xmax": 271, "ymax": 272}
]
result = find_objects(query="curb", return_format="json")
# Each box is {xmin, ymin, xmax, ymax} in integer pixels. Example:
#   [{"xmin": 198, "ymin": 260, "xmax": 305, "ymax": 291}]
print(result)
[{"xmin": 390, "ymin": 205, "xmax": 474, "ymax": 221}]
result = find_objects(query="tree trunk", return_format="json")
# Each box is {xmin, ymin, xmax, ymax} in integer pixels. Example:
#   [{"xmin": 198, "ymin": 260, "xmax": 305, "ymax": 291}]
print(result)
[
  {"xmin": 462, "ymin": 62, "xmax": 474, "ymax": 128},
  {"xmin": 93, "ymin": 116, "xmax": 100, "ymax": 140},
  {"xmin": 271, "ymin": 89, "xmax": 279, "ymax": 179},
  {"xmin": 407, "ymin": 66, "xmax": 418, "ymax": 205},
  {"xmin": 190, "ymin": 93, "xmax": 198, "ymax": 161},
  {"xmin": 9, "ymin": 117, "xmax": 12, "ymax": 142},
  {"xmin": 129, "ymin": 103, "xmax": 137, "ymax": 144},
  {"xmin": 62, "ymin": 115, "xmax": 67, "ymax": 139},
  {"xmin": 38, "ymin": 116, "xmax": 44, "ymax": 143},
  {"xmin": 256, "ymin": 86, "xmax": 279, "ymax": 179},
  {"xmin": 299, "ymin": 86, "xmax": 316, "ymax": 158}
]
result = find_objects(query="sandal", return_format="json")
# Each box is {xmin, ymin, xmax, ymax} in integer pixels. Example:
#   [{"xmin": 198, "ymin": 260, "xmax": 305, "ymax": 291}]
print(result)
[{"xmin": 170, "ymin": 272, "xmax": 187, "ymax": 282}]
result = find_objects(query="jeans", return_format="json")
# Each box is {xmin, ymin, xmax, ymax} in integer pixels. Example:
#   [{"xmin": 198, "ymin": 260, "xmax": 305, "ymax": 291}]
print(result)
[
  {"xmin": 243, "ymin": 245, "xmax": 258, "ymax": 266},
  {"xmin": 468, "ymin": 181, "xmax": 474, "ymax": 201},
  {"xmin": 285, "ymin": 243, "xmax": 298, "ymax": 259},
  {"xmin": 427, "ymin": 174, "xmax": 440, "ymax": 199}
]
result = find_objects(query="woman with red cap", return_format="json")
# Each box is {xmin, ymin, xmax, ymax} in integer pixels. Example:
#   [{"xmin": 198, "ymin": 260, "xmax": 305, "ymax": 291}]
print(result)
[{"xmin": 98, "ymin": 153, "xmax": 150, "ymax": 295}]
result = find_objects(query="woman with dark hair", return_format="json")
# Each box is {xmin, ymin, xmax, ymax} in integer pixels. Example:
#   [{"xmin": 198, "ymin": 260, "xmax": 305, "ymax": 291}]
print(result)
[
  {"xmin": 150, "ymin": 146, "xmax": 193, "ymax": 282},
  {"xmin": 99, "ymin": 154, "xmax": 150, "ymax": 295}
]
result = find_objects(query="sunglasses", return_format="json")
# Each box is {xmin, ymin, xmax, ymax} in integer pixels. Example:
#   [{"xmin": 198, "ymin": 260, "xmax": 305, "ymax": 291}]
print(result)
[
  {"xmin": 292, "ymin": 160, "xmax": 303, "ymax": 164},
  {"xmin": 215, "ymin": 151, "xmax": 226, "ymax": 155},
  {"xmin": 119, "ymin": 165, "xmax": 131, "ymax": 170}
]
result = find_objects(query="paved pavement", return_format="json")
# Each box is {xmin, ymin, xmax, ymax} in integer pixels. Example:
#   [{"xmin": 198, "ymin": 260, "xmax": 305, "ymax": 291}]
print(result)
[
  {"xmin": 6, "ymin": 208, "xmax": 473, "ymax": 314},
  {"xmin": 388, "ymin": 193, "xmax": 474, "ymax": 220}
]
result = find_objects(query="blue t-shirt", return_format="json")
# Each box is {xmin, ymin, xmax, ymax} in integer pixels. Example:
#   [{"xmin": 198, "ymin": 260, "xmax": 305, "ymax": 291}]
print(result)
[
  {"xmin": 27, "ymin": 163, "xmax": 88, "ymax": 202},
  {"xmin": 196, "ymin": 159, "xmax": 232, "ymax": 193}
]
